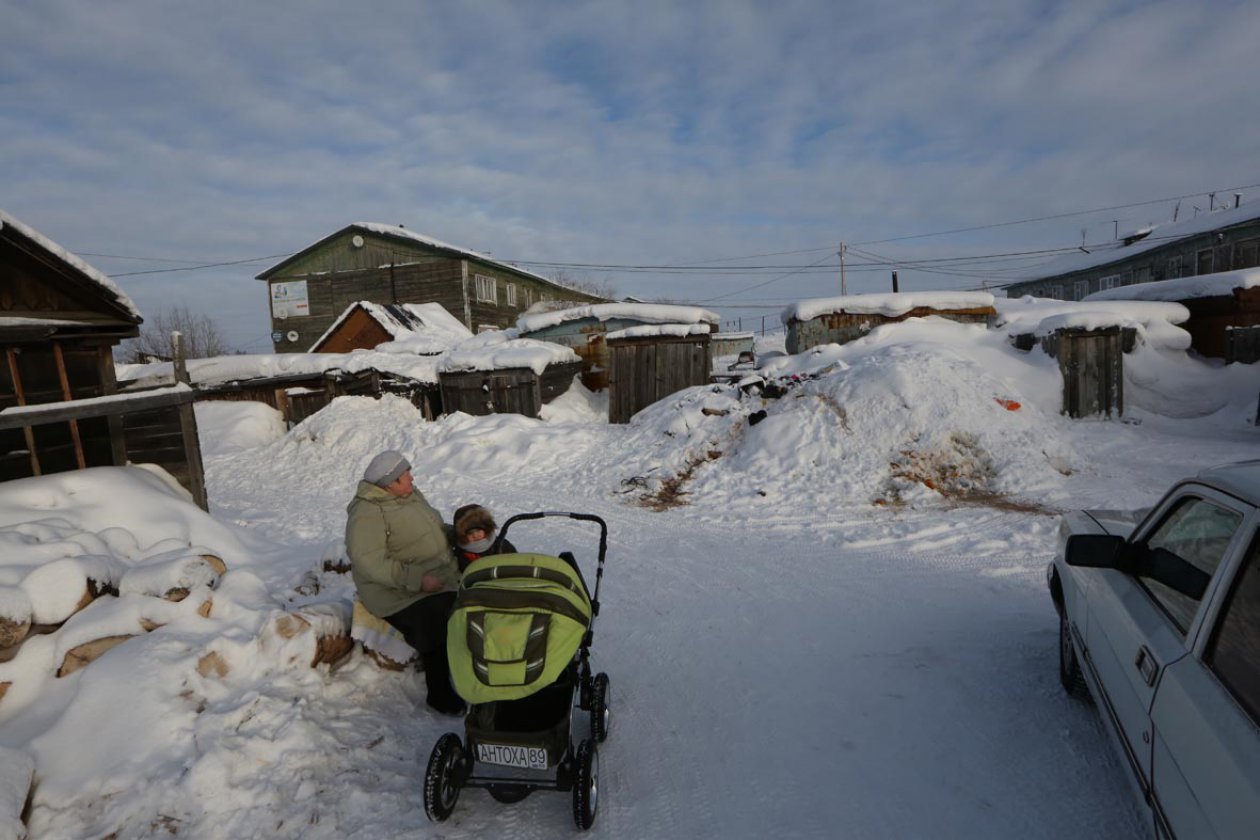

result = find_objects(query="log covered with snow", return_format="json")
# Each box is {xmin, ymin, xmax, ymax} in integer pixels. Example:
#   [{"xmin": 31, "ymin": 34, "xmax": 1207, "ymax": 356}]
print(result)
[
  {"xmin": 261, "ymin": 606, "xmax": 354, "ymax": 668},
  {"xmin": 118, "ymin": 552, "xmax": 227, "ymax": 601},
  {"xmin": 0, "ymin": 586, "xmax": 32, "ymax": 649}
]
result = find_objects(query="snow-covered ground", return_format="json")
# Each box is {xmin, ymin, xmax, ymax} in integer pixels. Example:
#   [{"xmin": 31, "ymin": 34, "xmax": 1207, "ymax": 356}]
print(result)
[{"xmin": 1, "ymin": 318, "xmax": 1258, "ymax": 839}]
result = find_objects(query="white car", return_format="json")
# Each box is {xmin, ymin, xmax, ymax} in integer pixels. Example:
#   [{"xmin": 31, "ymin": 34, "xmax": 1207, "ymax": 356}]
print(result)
[{"xmin": 1047, "ymin": 460, "xmax": 1260, "ymax": 840}]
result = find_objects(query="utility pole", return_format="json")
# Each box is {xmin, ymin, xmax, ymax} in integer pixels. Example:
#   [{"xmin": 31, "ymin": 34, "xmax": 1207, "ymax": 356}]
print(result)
[{"xmin": 839, "ymin": 242, "xmax": 847, "ymax": 295}]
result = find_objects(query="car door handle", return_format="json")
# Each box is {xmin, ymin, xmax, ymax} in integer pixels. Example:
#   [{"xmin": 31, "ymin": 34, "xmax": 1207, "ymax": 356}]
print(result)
[{"xmin": 1134, "ymin": 646, "xmax": 1159, "ymax": 687}]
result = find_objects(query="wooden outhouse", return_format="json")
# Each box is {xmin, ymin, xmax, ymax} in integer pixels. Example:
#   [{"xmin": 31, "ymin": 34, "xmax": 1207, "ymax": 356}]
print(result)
[
  {"xmin": 517, "ymin": 303, "xmax": 719, "ymax": 390},
  {"xmin": 783, "ymin": 292, "xmax": 996, "ymax": 354},
  {"xmin": 1041, "ymin": 327, "xmax": 1132, "ymax": 418},
  {"xmin": 606, "ymin": 326, "xmax": 713, "ymax": 424},
  {"xmin": 0, "ymin": 210, "xmax": 208, "ymax": 507},
  {"xmin": 437, "ymin": 334, "xmax": 582, "ymax": 418}
]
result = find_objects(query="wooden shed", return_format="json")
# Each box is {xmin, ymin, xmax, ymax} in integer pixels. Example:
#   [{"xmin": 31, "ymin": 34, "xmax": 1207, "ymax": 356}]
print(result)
[
  {"xmin": 783, "ymin": 292, "xmax": 996, "ymax": 354},
  {"xmin": 0, "ymin": 210, "xmax": 208, "ymax": 507},
  {"xmin": 439, "ymin": 363, "xmax": 582, "ymax": 418},
  {"xmin": 437, "ymin": 334, "xmax": 582, "ymax": 418},
  {"xmin": 1084, "ymin": 268, "xmax": 1260, "ymax": 361},
  {"xmin": 517, "ymin": 303, "xmax": 719, "ymax": 391},
  {"xmin": 606, "ymin": 326, "xmax": 713, "ymax": 424}
]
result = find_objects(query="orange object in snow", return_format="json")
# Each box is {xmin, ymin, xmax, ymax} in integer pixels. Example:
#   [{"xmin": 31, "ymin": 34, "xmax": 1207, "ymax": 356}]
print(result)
[{"xmin": 995, "ymin": 398, "xmax": 1021, "ymax": 411}]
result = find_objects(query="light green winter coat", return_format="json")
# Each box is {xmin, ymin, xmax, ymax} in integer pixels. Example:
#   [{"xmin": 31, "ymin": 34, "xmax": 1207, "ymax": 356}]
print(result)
[{"xmin": 345, "ymin": 480, "xmax": 459, "ymax": 618}]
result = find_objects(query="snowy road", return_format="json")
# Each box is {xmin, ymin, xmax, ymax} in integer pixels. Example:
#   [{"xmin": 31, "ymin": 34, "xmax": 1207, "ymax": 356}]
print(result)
[
  {"xmin": 161, "ymin": 486, "xmax": 1152, "ymax": 838},
  {"xmin": 309, "ymin": 509, "xmax": 1149, "ymax": 839}
]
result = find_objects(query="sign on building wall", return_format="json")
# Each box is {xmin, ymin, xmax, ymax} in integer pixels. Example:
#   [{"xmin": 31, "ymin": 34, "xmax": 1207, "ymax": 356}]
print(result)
[{"xmin": 270, "ymin": 280, "xmax": 310, "ymax": 318}]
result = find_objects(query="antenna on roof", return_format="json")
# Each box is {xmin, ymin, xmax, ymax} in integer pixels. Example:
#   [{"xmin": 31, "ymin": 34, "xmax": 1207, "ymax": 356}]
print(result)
[
  {"xmin": 1172, "ymin": 200, "xmax": 1180, "ymax": 222},
  {"xmin": 1209, "ymin": 192, "xmax": 1216, "ymax": 211}
]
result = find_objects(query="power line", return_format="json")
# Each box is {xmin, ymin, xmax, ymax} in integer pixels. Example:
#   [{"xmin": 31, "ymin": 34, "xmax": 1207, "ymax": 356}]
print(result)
[
  {"xmin": 849, "ymin": 181, "xmax": 1260, "ymax": 246},
  {"xmin": 110, "ymin": 253, "xmax": 293, "ymax": 277}
]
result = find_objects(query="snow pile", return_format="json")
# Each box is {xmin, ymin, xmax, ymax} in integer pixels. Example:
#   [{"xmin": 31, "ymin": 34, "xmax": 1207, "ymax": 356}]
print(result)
[
  {"xmin": 606, "ymin": 323, "xmax": 712, "ymax": 340},
  {"xmin": 516, "ymin": 302, "xmax": 719, "ymax": 333},
  {"xmin": 194, "ymin": 402, "xmax": 287, "ymax": 456},
  {"xmin": 118, "ymin": 349, "xmax": 444, "ymax": 389},
  {"xmin": 437, "ymin": 330, "xmax": 579, "ymax": 374},
  {"xmin": 311, "ymin": 300, "xmax": 473, "ymax": 355},
  {"xmin": 1084, "ymin": 267, "xmax": 1260, "ymax": 302},
  {"xmin": 0, "ymin": 467, "xmax": 358, "ymax": 834},
  {"xmin": 782, "ymin": 291, "xmax": 995, "ymax": 322},
  {"xmin": 614, "ymin": 319, "xmax": 1074, "ymax": 510},
  {"xmin": 993, "ymin": 296, "xmax": 1191, "ymax": 351}
]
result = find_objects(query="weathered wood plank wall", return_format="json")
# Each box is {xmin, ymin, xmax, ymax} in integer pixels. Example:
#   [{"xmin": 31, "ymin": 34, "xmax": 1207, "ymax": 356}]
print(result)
[
  {"xmin": 1055, "ymin": 328, "xmax": 1124, "ymax": 418},
  {"xmin": 607, "ymin": 337, "xmax": 712, "ymax": 423}
]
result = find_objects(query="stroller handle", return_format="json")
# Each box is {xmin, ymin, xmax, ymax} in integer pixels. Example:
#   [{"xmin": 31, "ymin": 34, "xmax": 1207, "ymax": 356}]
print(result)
[{"xmin": 496, "ymin": 511, "xmax": 608, "ymax": 610}]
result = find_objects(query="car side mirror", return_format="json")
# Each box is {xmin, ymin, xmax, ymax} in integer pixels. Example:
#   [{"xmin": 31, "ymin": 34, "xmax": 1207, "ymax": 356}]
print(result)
[
  {"xmin": 1142, "ymin": 546, "xmax": 1211, "ymax": 599},
  {"xmin": 1065, "ymin": 534, "xmax": 1127, "ymax": 569}
]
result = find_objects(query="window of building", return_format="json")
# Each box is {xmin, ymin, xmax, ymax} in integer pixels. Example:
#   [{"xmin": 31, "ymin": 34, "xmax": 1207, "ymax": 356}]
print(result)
[
  {"xmin": 1167, "ymin": 255, "xmax": 1183, "ymax": 279},
  {"xmin": 1140, "ymin": 496, "xmax": 1243, "ymax": 635},
  {"xmin": 1236, "ymin": 238, "xmax": 1260, "ymax": 270},
  {"xmin": 1099, "ymin": 273, "xmax": 1124, "ymax": 290},
  {"xmin": 1206, "ymin": 531, "xmax": 1260, "ymax": 725},
  {"xmin": 1052, "ymin": 285, "xmax": 1065, "ymax": 300},
  {"xmin": 475, "ymin": 274, "xmax": 498, "ymax": 304},
  {"xmin": 1196, "ymin": 248, "xmax": 1215, "ymax": 275},
  {"xmin": 1073, "ymin": 280, "xmax": 1090, "ymax": 300},
  {"xmin": 1133, "ymin": 267, "xmax": 1150, "ymax": 285},
  {"xmin": 506, "ymin": 283, "xmax": 517, "ymax": 307}
]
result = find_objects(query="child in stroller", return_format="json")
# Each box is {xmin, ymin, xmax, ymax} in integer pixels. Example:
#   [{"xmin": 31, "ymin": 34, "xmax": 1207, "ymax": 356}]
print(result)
[{"xmin": 423, "ymin": 511, "xmax": 611, "ymax": 830}]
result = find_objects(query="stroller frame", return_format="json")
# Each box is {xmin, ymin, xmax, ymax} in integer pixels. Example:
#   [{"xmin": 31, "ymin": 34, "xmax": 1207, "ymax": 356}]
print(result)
[{"xmin": 424, "ymin": 511, "xmax": 610, "ymax": 830}]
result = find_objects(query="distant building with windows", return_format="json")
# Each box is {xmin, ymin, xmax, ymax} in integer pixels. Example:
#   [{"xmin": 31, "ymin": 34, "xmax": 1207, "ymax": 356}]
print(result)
[
  {"xmin": 255, "ymin": 223, "xmax": 606, "ymax": 353},
  {"xmin": 1005, "ymin": 199, "xmax": 1260, "ymax": 301}
]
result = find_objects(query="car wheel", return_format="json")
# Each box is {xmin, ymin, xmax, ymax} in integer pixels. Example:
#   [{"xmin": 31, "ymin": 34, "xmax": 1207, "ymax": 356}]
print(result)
[
  {"xmin": 572, "ymin": 739, "xmax": 599, "ymax": 830},
  {"xmin": 423, "ymin": 733, "xmax": 466, "ymax": 821},
  {"xmin": 1058, "ymin": 613, "xmax": 1089, "ymax": 699}
]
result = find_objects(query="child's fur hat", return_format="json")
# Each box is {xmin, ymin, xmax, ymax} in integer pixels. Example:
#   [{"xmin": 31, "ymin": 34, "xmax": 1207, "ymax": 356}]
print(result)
[{"xmin": 453, "ymin": 504, "xmax": 496, "ymax": 542}]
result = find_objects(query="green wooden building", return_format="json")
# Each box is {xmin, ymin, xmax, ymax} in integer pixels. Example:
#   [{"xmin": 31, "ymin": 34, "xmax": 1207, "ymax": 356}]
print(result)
[{"xmin": 256, "ymin": 223, "xmax": 606, "ymax": 353}]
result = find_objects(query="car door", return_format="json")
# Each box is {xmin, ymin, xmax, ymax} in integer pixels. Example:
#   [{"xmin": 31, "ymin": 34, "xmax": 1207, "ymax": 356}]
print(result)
[
  {"xmin": 1150, "ymin": 522, "xmax": 1260, "ymax": 840},
  {"xmin": 1082, "ymin": 486, "xmax": 1246, "ymax": 810}
]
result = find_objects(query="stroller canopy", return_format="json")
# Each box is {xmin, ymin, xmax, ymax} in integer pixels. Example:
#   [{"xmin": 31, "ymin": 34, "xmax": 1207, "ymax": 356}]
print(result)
[{"xmin": 447, "ymin": 553, "xmax": 592, "ymax": 704}]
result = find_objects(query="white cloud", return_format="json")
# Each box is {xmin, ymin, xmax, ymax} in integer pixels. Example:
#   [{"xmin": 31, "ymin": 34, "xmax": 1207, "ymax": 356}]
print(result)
[{"xmin": 3, "ymin": 0, "xmax": 1258, "ymax": 347}]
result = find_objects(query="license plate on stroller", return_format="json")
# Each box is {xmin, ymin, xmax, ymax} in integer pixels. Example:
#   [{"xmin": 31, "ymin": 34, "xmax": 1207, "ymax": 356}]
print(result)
[{"xmin": 476, "ymin": 742, "xmax": 549, "ymax": 770}]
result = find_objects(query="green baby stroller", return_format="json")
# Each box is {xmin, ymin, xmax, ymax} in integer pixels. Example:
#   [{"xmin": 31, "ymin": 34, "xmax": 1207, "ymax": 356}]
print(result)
[{"xmin": 423, "ymin": 511, "xmax": 611, "ymax": 830}]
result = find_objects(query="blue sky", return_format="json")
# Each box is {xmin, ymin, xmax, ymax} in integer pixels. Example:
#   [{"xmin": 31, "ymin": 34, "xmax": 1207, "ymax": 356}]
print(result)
[{"xmin": 4, "ymin": 0, "xmax": 1260, "ymax": 350}]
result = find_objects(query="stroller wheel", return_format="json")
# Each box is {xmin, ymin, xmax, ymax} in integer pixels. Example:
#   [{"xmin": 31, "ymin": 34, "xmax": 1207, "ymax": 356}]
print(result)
[
  {"xmin": 591, "ymin": 673, "xmax": 611, "ymax": 743},
  {"xmin": 424, "ymin": 733, "xmax": 466, "ymax": 822},
  {"xmin": 572, "ymin": 739, "xmax": 599, "ymax": 830}
]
